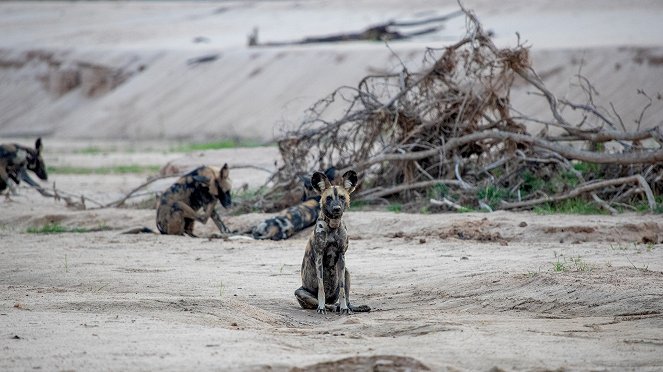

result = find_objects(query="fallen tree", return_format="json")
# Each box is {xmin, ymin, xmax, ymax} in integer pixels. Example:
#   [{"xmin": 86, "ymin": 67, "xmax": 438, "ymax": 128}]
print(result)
[
  {"xmin": 254, "ymin": 2, "xmax": 662, "ymax": 214},
  {"xmin": 249, "ymin": 10, "xmax": 463, "ymax": 47}
]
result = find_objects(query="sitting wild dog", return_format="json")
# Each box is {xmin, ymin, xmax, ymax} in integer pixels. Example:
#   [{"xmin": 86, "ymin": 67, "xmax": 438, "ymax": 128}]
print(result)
[
  {"xmin": 156, "ymin": 164, "xmax": 231, "ymax": 236},
  {"xmin": 295, "ymin": 170, "xmax": 370, "ymax": 314},
  {"xmin": 252, "ymin": 167, "xmax": 337, "ymax": 240},
  {"xmin": 0, "ymin": 138, "xmax": 48, "ymax": 193}
]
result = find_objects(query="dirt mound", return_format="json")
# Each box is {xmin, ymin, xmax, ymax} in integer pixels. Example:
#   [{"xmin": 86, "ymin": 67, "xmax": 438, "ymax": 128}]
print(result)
[
  {"xmin": 388, "ymin": 218, "xmax": 508, "ymax": 244},
  {"xmin": 539, "ymin": 222, "xmax": 663, "ymax": 244},
  {"xmin": 291, "ymin": 355, "xmax": 430, "ymax": 372},
  {"xmin": 437, "ymin": 220, "xmax": 508, "ymax": 245}
]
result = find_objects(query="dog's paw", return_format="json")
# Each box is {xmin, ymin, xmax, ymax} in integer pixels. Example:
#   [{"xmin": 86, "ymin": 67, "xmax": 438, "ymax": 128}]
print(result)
[
  {"xmin": 340, "ymin": 307, "xmax": 352, "ymax": 315},
  {"xmin": 316, "ymin": 307, "xmax": 326, "ymax": 314}
]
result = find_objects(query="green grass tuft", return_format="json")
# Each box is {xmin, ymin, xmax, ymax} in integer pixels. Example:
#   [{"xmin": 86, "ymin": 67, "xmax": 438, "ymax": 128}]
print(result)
[
  {"xmin": 478, "ymin": 185, "xmax": 511, "ymax": 210},
  {"xmin": 27, "ymin": 223, "xmax": 68, "ymax": 234},
  {"xmin": 387, "ymin": 203, "xmax": 402, "ymax": 213},
  {"xmin": 521, "ymin": 171, "xmax": 545, "ymax": 194},
  {"xmin": 75, "ymin": 146, "xmax": 105, "ymax": 155},
  {"xmin": 534, "ymin": 198, "xmax": 607, "ymax": 215},
  {"xmin": 47, "ymin": 165, "xmax": 161, "ymax": 175},
  {"xmin": 27, "ymin": 223, "xmax": 112, "ymax": 234},
  {"xmin": 427, "ymin": 183, "xmax": 449, "ymax": 200},
  {"xmin": 552, "ymin": 259, "xmax": 566, "ymax": 272},
  {"xmin": 572, "ymin": 161, "xmax": 601, "ymax": 176},
  {"xmin": 172, "ymin": 139, "xmax": 266, "ymax": 152}
]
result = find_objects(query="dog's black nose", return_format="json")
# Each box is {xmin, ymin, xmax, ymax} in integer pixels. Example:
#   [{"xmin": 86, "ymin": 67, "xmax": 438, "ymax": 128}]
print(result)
[{"xmin": 332, "ymin": 205, "xmax": 341, "ymax": 212}]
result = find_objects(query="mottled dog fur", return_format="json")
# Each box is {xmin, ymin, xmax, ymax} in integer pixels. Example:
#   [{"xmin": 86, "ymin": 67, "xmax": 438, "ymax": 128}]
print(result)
[
  {"xmin": 156, "ymin": 164, "xmax": 231, "ymax": 236},
  {"xmin": 0, "ymin": 138, "xmax": 48, "ymax": 193},
  {"xmin": 252, "ymin": 167, "xmax": 337, "ymax": 241},
  {"xmin": 294, "ymin": 170, "xmax": 370, "ymax": 314},
  {"xmin": 252, "ymin": 198, "xmax": 320, "ymax": 240}
]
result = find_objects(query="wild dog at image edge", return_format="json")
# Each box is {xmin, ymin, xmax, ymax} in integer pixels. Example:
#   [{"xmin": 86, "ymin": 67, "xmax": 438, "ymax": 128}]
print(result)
[
  {"xmin": 294, "ymin": 169, "xmax": 370, "ymax": 314},
  {"xmin": 156, "ymin": 164, "xmax": 232, "ymax": 236},
  {"xmin": 0, "ymin": 138, "xmax": 48, "ymax": 193}
]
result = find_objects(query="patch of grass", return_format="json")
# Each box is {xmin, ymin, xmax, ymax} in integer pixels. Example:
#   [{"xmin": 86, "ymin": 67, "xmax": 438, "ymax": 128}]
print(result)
[
  {"xmin": 533, "ymin": 198, "xmax": 607, "ymax": 215},
  {"xmin": 75, "ymin": 146, "xmax": 102, "ymax": 154},
  {"xmin": 551, "ymin": 251, "xmax": 593, "ymax": 273},
  {"xmin": 172, "ymin": 139, "xmax": 266, "ymax": 152},
  {"xmin": 546, "ymin": 170, "xmax": 581, "ymax": 194},
  {"xmin": 27, "ymin": 223, "xmax": 67, "ymax": 234},
  {"xmin": 427, "ymin": 183, "xmax": 449, "ymax": 199},
  {"xmin": 573, "ymin": 161, "xmax": 601, "ymax": 176},
  {"xmin": 27, "ymin": 223, "xmax": 112, "ymax": 234},
  {"xmin": 478, "ymin": 185, "xmax": 511, "ymax": 210},
  {"xmin": 387, "ymin": 203, "xmax": 402, "ymax": 213},
  {"xmin": 552, "ymin": 259, "xmax": 567, "ymax": 272},
  {"xmin": 632, "ymin": 195, "xmax": 663, "ymax": 214},
  {"xmin": 569, "ymin": 256, "xmax": 592, "ymax": 272},
  {"xmin": 47, "ymin": 165, "xmax": 161, "ymax": 175},
  {"xmin": 521, "ymin": 170, "xmax": 545, "ymax": 195}
]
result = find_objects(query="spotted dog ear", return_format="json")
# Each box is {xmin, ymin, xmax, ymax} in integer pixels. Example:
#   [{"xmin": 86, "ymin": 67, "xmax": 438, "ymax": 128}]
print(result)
[
  {"xmin": 311, "ymin": 171, "xmax": 331, "ymax": 194},
  {"xmin": 35, "ymin": 138, "xmax": 43, "ymax": 154},
  {"xmin": 342, "ymin": 170, "xmax": 358, "ymax": 194}
]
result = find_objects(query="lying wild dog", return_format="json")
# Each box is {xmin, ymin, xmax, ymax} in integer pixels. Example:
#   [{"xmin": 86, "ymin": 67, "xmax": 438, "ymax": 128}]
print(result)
[
  {"xmin": 0, "ymin": 138, "xmax": 48, "ymax": 193},
  {"xmin": 294, "ymin": 170, "xmax": 370, "ymax": 314},
  {"xmin": 252, "ymin": 167, "xmax": 337, "ymax": 240},
  {"xmin": 156, "ymin": 164, "xmax": 231, "ymax": 236},
  {"xmin": 251, "ymin": 199, "xmax": 319, "ymax": 240}
]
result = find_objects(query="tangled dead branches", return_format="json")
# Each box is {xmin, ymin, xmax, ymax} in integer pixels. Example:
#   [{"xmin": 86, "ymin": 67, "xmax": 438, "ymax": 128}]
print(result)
[{"xmin": 260, "ymin": 4, "xmax": 663, "ymax": 214}]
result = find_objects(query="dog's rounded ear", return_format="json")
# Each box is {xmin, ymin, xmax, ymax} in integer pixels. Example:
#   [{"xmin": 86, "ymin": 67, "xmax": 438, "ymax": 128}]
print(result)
[
  {"xmin": 35, "ymin": 138, "xmax": 43, "ymax": 153},
  {"xmin": 311, "ymin": 171, "xmax": 331, "ymax": 194},
  {"xmin": 342, "ymin": 170, "xmax": 358, "ymax": 194},
  {"xmin": 220, "ymin": 163, "xmax": 229, "ymax": 179}
]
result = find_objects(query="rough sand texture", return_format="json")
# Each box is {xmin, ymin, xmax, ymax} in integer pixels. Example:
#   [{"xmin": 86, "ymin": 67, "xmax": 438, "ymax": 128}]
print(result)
[{"xmin": 1, "ymin": 145, "xmax": 663, "ymax": 371}]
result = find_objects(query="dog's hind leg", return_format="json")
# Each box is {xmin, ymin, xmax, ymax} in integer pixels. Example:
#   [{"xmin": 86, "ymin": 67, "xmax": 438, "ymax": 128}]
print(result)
[
  {"xmin": 294, "ymin": 287, "xmax": 318, "ymax": 309},
  {"xmin": 183, "ymin": 218, "xmax": 198, "ymax": 237},
  {"xmin": 294, "ymin": 287, "xmax": 336, "ymax": 311}
]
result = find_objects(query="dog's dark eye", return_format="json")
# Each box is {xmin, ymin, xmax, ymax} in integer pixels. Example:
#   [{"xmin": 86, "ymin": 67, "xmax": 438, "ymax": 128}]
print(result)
[{"xmin": 326, "ymin": 196, "xmax": 333, "ymax": 203}]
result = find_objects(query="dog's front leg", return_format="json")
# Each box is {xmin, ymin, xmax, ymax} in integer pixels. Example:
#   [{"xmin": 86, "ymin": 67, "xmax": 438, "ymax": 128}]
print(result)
[
  {"xmin": 196, "ymin": 202, "xmax": 216, "ymax": 223},
  {"xmin": 314, "ymin": 246, "xmax": 326, "ymax": 314},
  {"xmin": 338, "ymin": 253, "xmax": 351, "ymax": 314},
  {"xmin": 210, "ymin": 208, "xmax": 229, "ymax": 234}
]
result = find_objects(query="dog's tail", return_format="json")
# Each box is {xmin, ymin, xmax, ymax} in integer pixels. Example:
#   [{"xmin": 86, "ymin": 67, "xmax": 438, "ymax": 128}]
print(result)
[
  {"xmin": 121, "ymin": 227, "xmax": 157, "ymax": 234},
  {"xmin": 350, "ymin": 304, "xmax": 371, "ymax": 312}
]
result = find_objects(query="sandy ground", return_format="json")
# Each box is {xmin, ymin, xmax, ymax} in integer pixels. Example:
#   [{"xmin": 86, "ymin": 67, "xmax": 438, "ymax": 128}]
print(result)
[{"xmin": 1, "ymin": 144, "xmax": 663, "ymax": 371}]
